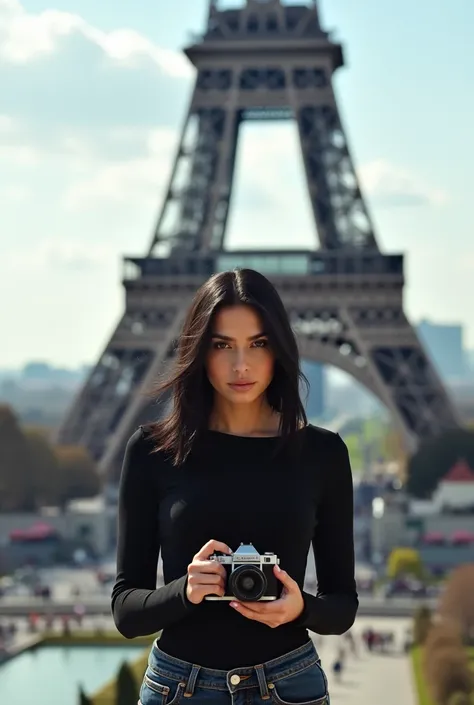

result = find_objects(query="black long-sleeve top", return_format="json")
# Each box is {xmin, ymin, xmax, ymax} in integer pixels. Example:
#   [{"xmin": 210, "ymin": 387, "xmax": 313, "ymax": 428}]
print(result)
[{"xmin": 111, "ymin": 424, "xmax": 358, "ymax": 669}]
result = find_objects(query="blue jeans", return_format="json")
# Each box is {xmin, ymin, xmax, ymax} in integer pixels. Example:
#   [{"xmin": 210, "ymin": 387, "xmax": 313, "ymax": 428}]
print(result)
[{"xmin": 138, "ymin": 638, "xmax": 329, "ymax": 705}]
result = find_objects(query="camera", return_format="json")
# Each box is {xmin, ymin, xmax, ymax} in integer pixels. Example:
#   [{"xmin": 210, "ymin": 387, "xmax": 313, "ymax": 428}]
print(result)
[{"xmin": 205, "ymin": 543, "xmax": 281, "ymax": 602}]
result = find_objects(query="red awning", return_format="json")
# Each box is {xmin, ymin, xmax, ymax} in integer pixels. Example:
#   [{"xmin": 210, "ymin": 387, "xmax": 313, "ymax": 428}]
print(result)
[
  {"xmin": 9, "ymin": 522, "xmax": 57, "ymax": 541},
  {"xmin": 451, "ymin": 530, "xmax": 474, "ymax": 544}
]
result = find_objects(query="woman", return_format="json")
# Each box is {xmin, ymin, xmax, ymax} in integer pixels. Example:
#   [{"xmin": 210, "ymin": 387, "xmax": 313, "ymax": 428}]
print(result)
[{"xmin": 111, "ymin": 268, "xmax": 358, "ymax": 705}]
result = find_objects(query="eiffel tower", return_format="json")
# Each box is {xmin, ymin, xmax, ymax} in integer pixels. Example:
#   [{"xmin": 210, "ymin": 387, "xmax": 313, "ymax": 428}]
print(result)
[{"xmin": 57, "ymin": 0, "xmax": 460, "ymax": 481}]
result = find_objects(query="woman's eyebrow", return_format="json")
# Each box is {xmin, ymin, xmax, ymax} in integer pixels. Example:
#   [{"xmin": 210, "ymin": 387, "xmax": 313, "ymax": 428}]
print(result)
[{"xmin": 211, "ymin": 332, "xmax": 266, "ymax": 341}]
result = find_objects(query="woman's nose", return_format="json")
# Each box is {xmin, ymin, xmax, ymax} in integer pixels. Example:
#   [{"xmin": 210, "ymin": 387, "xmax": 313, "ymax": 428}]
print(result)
[{"xmin": 232, "ymin": 350, "xmax": 249, "ymax": 373}]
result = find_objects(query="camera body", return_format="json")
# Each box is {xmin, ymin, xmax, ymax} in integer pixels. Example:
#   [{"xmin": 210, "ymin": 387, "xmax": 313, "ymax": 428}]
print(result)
[{"xmin": 205, "ymin": 543, "xmax": 281, "ymax": 602}]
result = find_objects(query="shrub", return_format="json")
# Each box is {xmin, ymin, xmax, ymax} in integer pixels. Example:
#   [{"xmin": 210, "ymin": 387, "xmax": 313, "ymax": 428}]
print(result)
[
  {"xmin": 424, "ymin": 622, "xmax": 463, "ymax": 660},
  {"xmin": 116, "ymin": 661, "xmax": 139, "ymax": 705},
  {"xmin": 78, "ymin": 686, "xmax": 93, "ymax": 705},
  {"xmin": 425, "ymin": 646, "xmax": 473, "ymax": 705},
  {"xmin": 387, "ymin": 547, "xmax": 424, "ymax": 579},
  {"xmin": 448, "ymin": 692, "xmax": 472, "ymax": 705},
  {"xmin": 414, "ymin": 605, "xmax": 433, "ymax": 645},
  {"xmin": 439, "ymin": 565, "xmax": 474, "ymax": 642}
]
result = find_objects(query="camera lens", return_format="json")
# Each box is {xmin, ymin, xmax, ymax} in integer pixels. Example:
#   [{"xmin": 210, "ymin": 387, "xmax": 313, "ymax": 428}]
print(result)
[{"xmin": 229, "ymin": 565, "xmax": 267, "ymax": 602}]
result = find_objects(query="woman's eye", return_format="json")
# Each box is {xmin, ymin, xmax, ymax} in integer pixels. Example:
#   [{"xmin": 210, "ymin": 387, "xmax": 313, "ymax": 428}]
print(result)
[
  {"xmin": 213, "ymin": 341, "xmax": 230, "ymax": 350},
  {"xmin": 212, "ymin": 339, "xmax": 268, "ymax": 350}
]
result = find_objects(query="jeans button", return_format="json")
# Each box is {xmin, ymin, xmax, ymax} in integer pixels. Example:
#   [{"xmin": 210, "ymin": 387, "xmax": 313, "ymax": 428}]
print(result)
[{"xmin": 230, "ymin": 674, "xmax": 241, "ymax": 686}]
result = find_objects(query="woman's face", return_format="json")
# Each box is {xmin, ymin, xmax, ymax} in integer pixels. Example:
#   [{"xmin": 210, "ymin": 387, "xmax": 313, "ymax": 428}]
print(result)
[{"xmin": 206, "ymin": 305, "xmax": 275, "ymax": 405}]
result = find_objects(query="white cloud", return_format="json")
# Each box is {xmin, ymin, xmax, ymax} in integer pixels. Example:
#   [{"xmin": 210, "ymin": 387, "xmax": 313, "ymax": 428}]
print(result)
[
  {"xmin": 456, "ymin": 252, "xmax": 474, "ymax": 276},
  {"xmin": 0, "ymin": 113, "xmax": 15, "ymax": 131},
  {"xmin": 1, "ymin": 184, "xmax": 29, "ymax": 202},
  {"xmin": 0, "ymin": 142, "xmax": 40, "ymax": 165},
  {"xmin": 0, "ymin": 2, "xmax": 447, "ymax": 226},
  {"xmin": 0, "ymin": 115, "xmax": 43, "ymax": 164},
  {"xmin": 358, "ymin": 158, "xmax": 448, "ymax": 207},
  {"xmin": 0, "ymin": 0, "xmax": 192, "ymax": 136},
  {"xmin": 0, "ymin": 0, "xmax": 191, "ymax": 76},
  {"xmin": 63, "ymin": 127, "xmax": 179, "ymax": 209},
  {"xmin": 4, "ymin": 235, "xmax": 118, "ymax": 273}
]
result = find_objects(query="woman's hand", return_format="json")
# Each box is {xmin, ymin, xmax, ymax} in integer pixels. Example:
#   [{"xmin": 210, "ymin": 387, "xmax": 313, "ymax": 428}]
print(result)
[
  {"xmin": 229, "ymin": 565, "xmax": 305, "ymax": 628},
  {"xmin": 186, "ymin": 539, "xmax": 232, "ymax": 605}
]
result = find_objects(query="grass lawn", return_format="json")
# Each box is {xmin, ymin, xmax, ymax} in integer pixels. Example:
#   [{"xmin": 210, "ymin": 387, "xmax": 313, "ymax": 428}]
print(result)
[{"xmin": 41, "ymin": 630, "xmax": 158, "ymax": 647}]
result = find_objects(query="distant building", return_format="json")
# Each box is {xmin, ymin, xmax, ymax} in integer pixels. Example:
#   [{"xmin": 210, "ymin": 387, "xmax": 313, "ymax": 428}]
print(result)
[
  {"xmin": 417, "ymin": 319, "xmax": 466, "ymax": 381},
  {"xmin": 408, "ymin": 459, "xmax": 474, "ymax": 518},
  {"xmin": 0, "ymin": 496, "xmax": 113, "ymax": 571},
  {"xmin": 301, "ymin": 360, "xmax": 325, "ymax": 420},
  {"xmin": 371, "ymin": 459, "xmax": 474, "ymax": 572},
  {"xmin": 429, "ymin": 460, "xmax": 474, "ymax": 512},
  {"xmin": 467, "ymin": 350, "xmax": 474, "ymax": 374}
]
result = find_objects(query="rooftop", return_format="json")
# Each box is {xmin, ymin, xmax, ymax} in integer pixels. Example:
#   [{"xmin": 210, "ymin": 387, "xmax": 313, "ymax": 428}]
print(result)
[{"xmin": 443, "ymin": 459, "xmax": 474, "ymax": 483}]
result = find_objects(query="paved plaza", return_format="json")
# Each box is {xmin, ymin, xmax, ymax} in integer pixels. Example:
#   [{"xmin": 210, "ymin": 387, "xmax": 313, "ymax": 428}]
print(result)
[{"xmin": 315, "ymin": 616, "xmax": 416, "ymax": 705}]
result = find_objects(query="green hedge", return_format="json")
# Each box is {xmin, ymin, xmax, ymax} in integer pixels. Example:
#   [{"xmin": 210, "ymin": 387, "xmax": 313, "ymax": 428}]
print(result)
[{"xmin": 41, "ymin": 630, "xmax": 158, "ymax": 647}]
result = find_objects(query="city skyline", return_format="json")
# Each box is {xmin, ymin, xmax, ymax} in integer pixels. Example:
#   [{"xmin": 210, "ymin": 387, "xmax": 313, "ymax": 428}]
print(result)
[{"xmin": 1, "ymin": 0, "xmax": 473, "ymax": 368}]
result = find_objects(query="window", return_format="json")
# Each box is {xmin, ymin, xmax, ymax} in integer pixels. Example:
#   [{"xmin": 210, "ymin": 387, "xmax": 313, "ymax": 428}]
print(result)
[
  {"xmin": 247, "ymin": 14, "xmax": 259, "ymax": 32},
  {"xmin": 216, "ymin": 254, "xmax": 309, "ymax": 275},
  {"xmin": 280, "ymin": 255, "xmax": 309, "ymax": 274},
  {"xmin": 266, "ymin": 13, "xmax": 278, "ymax": 32}
]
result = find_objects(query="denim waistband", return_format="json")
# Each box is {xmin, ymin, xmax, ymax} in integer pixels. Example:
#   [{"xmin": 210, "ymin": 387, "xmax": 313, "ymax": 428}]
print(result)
[{"xmin": 148, "ymin": 638, "xmax": 319, "ymax": 698}]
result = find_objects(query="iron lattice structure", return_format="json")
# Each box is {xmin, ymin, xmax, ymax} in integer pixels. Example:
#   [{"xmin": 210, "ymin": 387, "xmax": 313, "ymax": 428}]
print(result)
[{"xmin": 57, "ymin": 0, "xmax": 460, "ymax": 481}]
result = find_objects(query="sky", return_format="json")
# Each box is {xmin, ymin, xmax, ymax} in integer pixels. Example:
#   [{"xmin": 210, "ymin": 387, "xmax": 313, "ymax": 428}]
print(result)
[{"xmin": 1, "ymin": 0, "xmax": 473, "ymax": 369}]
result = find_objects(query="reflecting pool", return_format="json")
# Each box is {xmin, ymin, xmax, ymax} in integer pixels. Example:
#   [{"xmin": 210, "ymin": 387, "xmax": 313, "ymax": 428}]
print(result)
[{"xmin": 0, "ymin": 644, "xmax": 146, "ymax": 705}]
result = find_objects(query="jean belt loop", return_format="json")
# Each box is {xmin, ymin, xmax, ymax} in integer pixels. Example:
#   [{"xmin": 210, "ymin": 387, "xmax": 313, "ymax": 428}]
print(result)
[
  {"xmin": 255, "ymin": 664, "xmax": 271, "ymax": 700},
  {"xmin": 183, "ymin": 664, "xmax": 201, "ymax": 698}
]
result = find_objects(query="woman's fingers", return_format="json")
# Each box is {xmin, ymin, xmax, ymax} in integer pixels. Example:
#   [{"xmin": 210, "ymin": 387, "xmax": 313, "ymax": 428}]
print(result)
[{"xmin": 194, "ymin": 539, "xmax": 232, "ymax": 561}]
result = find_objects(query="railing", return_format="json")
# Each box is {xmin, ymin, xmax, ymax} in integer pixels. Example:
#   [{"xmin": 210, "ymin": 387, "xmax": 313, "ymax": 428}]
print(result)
[{"xmin": 122, "ymin": 252, "xmax": 405, "ymax": 281}]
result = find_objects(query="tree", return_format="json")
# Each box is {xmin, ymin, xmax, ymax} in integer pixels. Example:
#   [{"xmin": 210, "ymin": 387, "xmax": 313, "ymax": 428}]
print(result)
[
  {"xmin": 423, "ymin": 622, "xmax": 473, "ymax": 705},
  {"xmin": 384, "ymin": 429, "xmax": 407, "ymax": 475},
  {"xmin": 413, "ymin": 605, "xmax": 432, "ymax": 645},
  {"xmin": 424, "ymin": 622, "xmax": 463, "ymax": 659},
  {"xmin": 425, "ymin": 647, "xmax": 473, "ymax": 705},
  {"xmin": 0, "ymin": 406, "xmax": 101, "ymax": 511},
  {"xmin": 387, "ymin": 547, "xmax": 424, "ymax": 579},
  {"xmin": 78, "ymin": 685, "xmax": 93, "ymax": 705},
  {"xmin": 438, "ymin": 565, "xmax": 474, "ymax": 641},
  {"xmin": 55, "ymin": 446, "xmax": 101, "ymax": 506},
  {"xmin": 23, "ymin": 426, "xmax": 61, "ymax": 506},
  {"xmin": 406, "ymin": 429, "xmax": 474, "ymax": 499},
  {"xmin": 0, "ymin": 405, "xmax": 36, "ymax": 511},
  {"xmin": 116, "ymin": 661, "xmax": 139, "ymax": 705}
]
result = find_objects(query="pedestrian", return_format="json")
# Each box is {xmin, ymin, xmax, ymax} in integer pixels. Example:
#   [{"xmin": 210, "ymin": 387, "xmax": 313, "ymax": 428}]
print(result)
[
  {"xmin": 344, "ymin": 629, "xmax": 357, "ymax": 656},
  {"xmin": 111, "ymin": 268, "xmax": 359, "ymax": 704},
  {"xmin": 332, "ymin": 658, "xmax": 343, "ymax": 682}
]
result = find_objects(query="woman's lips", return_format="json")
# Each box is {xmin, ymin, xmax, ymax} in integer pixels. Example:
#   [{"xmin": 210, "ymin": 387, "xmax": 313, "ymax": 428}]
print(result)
[{"xmin": 228, "ymin": 382, "xmax": 256, "ymax": 392}]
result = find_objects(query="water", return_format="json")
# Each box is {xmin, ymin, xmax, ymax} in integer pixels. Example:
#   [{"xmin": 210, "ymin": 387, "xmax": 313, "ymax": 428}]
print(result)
[{"xmin": 0, "ymin": 644, "xmax": 146, "ymax": 704}]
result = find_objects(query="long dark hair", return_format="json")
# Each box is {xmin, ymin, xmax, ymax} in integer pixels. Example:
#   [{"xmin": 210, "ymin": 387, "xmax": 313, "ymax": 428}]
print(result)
[{"xmin": 149, "ymin": 269, "xmax": 308, "ymax": 465}]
